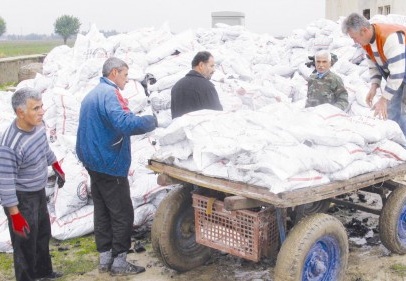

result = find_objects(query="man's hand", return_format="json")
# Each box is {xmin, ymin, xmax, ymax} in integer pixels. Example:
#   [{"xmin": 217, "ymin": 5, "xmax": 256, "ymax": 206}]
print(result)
[
  {"xmin": 10, "ymin": 212, "xmax": 30, "ymax": 239},
  {"xmin": 52, "ymin": 162, "xmax": 65, "ymax": 188},
  {"xmin": 366, "ymin": 84, "xmax": 379, "ymax": 107},
  {"xmin": 372, "ymin": 97, "xmax": 388, "ymax": 120},
  {"xmin": 152, "ymin": 113, "xmax": 158, "ymax": 127}
]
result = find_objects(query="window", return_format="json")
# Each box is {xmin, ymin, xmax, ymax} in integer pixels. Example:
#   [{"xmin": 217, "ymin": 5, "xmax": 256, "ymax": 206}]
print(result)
[
  {"xmin": 384, "ymin": 5, "xmax": 391, "ymax": 15},
  {"xmin": 378, "ymin": 6, "xmax": 383, "ymax": 14},
  {"xmin": 363, "ymin": 9, "xmax": 370, "ymax": 19}
]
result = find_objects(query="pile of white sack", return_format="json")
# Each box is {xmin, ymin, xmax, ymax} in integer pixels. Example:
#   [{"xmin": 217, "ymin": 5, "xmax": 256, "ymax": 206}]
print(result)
[
  {"xmin": 1, "ymin": 13, "xmax": 406, "ymax": 252},
  {"xmin": 153, "ymin": 104, "xmax": 406, "ymax": 193}
]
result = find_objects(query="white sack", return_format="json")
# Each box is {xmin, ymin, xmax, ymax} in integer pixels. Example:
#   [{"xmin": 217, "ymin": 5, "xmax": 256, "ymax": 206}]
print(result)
[
  {"xmin": 53, "ymin": 153, "xmax": 89, "ymax": 218},
  {"xmin": 51, "ymin": 205, "xmax": 94, "ymax": 240},
  {"xmin": 0, "ymin": 208, "xmax": 12, "ymax": 253}
]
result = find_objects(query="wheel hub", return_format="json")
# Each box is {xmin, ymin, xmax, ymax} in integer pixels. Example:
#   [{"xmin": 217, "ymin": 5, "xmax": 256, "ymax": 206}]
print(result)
[{"xmin": 303, "ymin": 236, "xmax": 340, "ymax": 280}]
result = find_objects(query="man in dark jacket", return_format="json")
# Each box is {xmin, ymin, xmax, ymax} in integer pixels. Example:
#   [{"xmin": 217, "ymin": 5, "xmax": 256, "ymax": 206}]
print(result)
[{"xmin": 171, "ymin": 51, "xmax": 223, "ymax": 118}]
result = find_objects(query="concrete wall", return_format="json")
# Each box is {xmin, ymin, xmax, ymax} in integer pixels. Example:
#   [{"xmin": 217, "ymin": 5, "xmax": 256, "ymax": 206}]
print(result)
[
  {"xmin": 377, "ymin": 0, "xmax": 406, "ymax": 15},
  {"xmin": 0, "ymin": 54, "xmax": 46, "ymax": 85},
  {"xmin": 211, "ymin": 11, "xmax": 245, "ymax": 28},
  {"xmin": 326, "ymin": 0, "xmax": 358, "ymax": 21},
  {"xmin": 326, "ymin": 0, "xmax": 406, "ymax": 21}
]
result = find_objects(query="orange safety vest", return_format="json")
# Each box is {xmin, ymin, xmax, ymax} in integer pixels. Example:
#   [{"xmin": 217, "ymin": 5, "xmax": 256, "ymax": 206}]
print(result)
[{"xmin": 363, "ymin": 23, "xmax": 406, "ymax": 64}]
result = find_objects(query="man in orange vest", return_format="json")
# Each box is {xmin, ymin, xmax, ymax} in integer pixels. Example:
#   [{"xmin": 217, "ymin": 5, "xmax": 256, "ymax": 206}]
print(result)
[{"xmin": 342, "ymin": 13, "xmax": 406, "ymax": 137}]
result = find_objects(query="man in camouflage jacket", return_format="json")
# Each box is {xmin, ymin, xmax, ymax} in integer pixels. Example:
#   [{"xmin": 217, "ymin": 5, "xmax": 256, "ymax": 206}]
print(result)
[{"xmin": 305, "ymin": 50, "xmax": 349, "ymax": 111}]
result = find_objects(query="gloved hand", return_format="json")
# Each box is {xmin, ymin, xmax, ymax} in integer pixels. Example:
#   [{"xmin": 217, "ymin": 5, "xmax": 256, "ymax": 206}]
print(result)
[
  {"xmin": 11, "ymin": 212, "xmax": 30, "ymax": 239},
  {"xmin": 52, "ymin": 162, "xmax": 65, "ymax": 188}
]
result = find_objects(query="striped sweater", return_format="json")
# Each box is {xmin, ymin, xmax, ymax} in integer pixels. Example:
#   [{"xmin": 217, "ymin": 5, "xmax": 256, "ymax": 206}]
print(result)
[
  {"xmin": 363, "ymin": 23, "xmax": 406, "ymax": 100},
  {"xmin": 0, "ymin": 120, "xmax": 56, "ymax": 207}
]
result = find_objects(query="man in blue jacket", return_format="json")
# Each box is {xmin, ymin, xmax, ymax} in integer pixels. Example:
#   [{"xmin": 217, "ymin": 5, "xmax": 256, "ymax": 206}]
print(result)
[{"xmin": 76, "ymin": 57, "xmax": 157, "ymax": 276}]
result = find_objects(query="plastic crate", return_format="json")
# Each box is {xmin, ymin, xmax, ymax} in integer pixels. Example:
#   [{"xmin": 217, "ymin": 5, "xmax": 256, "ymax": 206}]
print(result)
[{"xmin": 192, "ymin": 193, "xmax": 279, "ymax": 262}]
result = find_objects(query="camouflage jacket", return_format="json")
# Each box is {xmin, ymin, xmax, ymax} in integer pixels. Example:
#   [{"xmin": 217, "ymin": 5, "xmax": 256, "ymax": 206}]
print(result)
[{"xmin": 305, "ymin": 71, "xmax": 349, "ymax": 111}]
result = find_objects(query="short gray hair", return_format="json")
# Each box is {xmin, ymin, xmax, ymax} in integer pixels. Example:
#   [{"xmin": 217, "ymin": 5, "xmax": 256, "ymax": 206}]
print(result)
[
  {"xmin": 11, "ymin": 87, "xmax": 42, "ymax": 113},
  {"xmin": 342, "ymin": 12, "xmax": 370, "ymax": 34},
  {"xmin": 102, "ymin": 57, "xmax": 129, "ymax": 77},
  {"xmin": 315, "ymin": 50, "xmax": 331, "ymax": 61}
]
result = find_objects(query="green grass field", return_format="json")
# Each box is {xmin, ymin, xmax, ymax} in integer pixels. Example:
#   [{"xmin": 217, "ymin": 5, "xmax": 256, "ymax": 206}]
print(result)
[
  {"xmin": 0, "ymin": 39, "xmax": 76, "ymax": 88},
  {"xmin": 0, "ymin": 39, "xmax": 74, "ymax": 58},
  {"xmin": 0, "ymin": 235, "xmax": 97, "ymax": 281}
]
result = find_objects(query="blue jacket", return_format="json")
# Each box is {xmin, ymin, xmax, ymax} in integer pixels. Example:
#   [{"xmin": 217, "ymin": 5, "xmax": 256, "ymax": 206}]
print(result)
[{"xmin": 76, "ymin": 77, "xmax": 156, "ymax": 177}]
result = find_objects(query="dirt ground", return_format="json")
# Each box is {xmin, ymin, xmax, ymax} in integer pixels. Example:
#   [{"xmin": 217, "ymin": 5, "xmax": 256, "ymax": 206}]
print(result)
[
  {"xmin": 67, "ymin": 236, "xmax": 406, "ymax": 281},
  {"xmin": 1, "ymin": 190, "xmax": 405, "ymax": 281},
  {"xmin": 66, "ymin": 249, "xmax": 406, "ymax": 281},
  {"xmin": 67, "ymin": 191, "xmax": 406, "ymax": 281}
]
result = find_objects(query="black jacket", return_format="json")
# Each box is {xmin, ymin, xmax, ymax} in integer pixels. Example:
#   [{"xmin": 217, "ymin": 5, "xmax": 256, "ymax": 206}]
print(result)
[{"xmin": 171, "ymin": 70, "xmax": 223, "ymax": 118}]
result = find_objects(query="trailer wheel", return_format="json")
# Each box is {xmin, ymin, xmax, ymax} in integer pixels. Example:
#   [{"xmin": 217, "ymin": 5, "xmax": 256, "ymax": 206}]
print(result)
[
  {"xmin": 379, "ymin": 186, "xmax": 406, "ymax": 254},
  {"xmin": 152, "ymin": 184, "xmax": 212, "ymax": 272},
  {"xmin": 274, "ymin": 213, "xmax": 348, "ymax": 281},
  {"xmin": 151, "ymin": 190, "xmax": 166, "ymax": 255}
]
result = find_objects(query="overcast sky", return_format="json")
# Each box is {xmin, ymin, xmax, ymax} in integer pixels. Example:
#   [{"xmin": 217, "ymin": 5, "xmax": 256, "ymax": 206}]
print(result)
[{"xmin": 1, "ymin": 0, "xmax": 325, "ymax": 37}]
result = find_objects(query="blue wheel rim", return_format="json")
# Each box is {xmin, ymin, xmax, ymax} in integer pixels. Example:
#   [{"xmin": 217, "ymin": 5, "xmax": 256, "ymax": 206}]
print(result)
[
  {"xmin": 397, "ymin": 205, "xmax": 406, "ymax": 245},
  {"xmin": 302, "ymin": 236, "xmax": 341, "ymax": 281}
]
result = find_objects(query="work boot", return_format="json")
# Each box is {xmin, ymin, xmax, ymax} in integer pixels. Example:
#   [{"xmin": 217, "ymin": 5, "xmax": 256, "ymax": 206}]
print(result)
[
  {"xmin": 110, "ymin": 252, "xmax": 145, "ymax": 276},
  {"xmin": 35, "ymin": 271, "xmax": 63, "ymax": 280},
  {"xmin": 99, "ymin": 250, "xmax": 113, "ymax": 273}
]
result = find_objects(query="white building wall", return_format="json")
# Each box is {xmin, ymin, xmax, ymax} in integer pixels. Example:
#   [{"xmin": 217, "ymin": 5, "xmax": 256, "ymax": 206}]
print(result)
[
  {"xmin": 326, "ymin": 0, "xmax": 357, "ymax": 21},
  {"xmin": 326, "ymin": 0, "xmax": 406, "ymax": 21}
]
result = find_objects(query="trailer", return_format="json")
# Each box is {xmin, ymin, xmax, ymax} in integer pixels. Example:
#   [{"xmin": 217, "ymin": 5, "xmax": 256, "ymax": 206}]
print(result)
[{"xmin": 147, "ymin": 159, "xmax": 406, "ymax": 281}]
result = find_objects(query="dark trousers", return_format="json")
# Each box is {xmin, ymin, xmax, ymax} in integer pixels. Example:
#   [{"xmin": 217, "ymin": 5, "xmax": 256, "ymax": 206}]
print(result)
[
  {"xmin": 5, "ymin": 189, "xmax": 53, "ymax": 281},
  {"xmin": 87, "ymin": 169, "xmax": 134, "ymax": 257},
  {"xmin": 389, "ymin": 82, "xmax": 406, "ymax": 137}
]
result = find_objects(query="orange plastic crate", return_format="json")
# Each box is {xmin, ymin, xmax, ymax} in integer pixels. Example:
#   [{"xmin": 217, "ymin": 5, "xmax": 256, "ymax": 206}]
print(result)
[{"xmin": 192, "ymin": 193, "xmax": 279, "ymax": 262}]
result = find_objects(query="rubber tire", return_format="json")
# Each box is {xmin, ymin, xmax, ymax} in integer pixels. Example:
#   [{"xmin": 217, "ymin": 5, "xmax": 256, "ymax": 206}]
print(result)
[
  {"xmin": 151, "ymin": 188, "xmax": 168, "ymax": 256},
  {"xmin": 152, "ymin": 184, "xmax": 212, "ymax": 272},
  {"xmin": 274, "ymin": 213, "xmax": 348, "ymax": 281},
  {"xmin": 379, "ymin": 186, "xmax": 406, "ymax": 254},
  {"xmin": 290, "ymin": 200, "xmax": 331, "ymax": 224}
]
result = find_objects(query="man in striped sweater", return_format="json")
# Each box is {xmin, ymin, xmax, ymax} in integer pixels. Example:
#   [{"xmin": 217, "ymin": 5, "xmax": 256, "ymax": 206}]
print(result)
[
  {"xmin": 342, "ymin": 12, "xmax": 406, "ymax": 137},
  {"xmin": 0, "ymin": 87, "xmax": 65, "ymax": 281}
]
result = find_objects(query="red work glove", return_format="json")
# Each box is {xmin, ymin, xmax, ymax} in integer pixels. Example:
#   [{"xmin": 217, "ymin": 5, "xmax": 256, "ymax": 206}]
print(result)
[
  {"xmin": 52, "ymin": 162, "xmax": 65, "ymax": 188},
  {"xmin": 11, "ymin": 212, "xmax": 30, "ymax": 239}
]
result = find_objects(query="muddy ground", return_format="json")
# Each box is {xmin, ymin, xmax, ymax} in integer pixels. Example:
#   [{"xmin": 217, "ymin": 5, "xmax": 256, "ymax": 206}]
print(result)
[
  {"xmin": 66, "ymin": 191, "xmax": 406, "ymax": 281},
  {"xmin": 1, "ymin": 190, "xmax": 406, "ymax": 281},
  {"xmin": 68, "ymin": 243, "xmax": 406, "ymax": 281}
]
